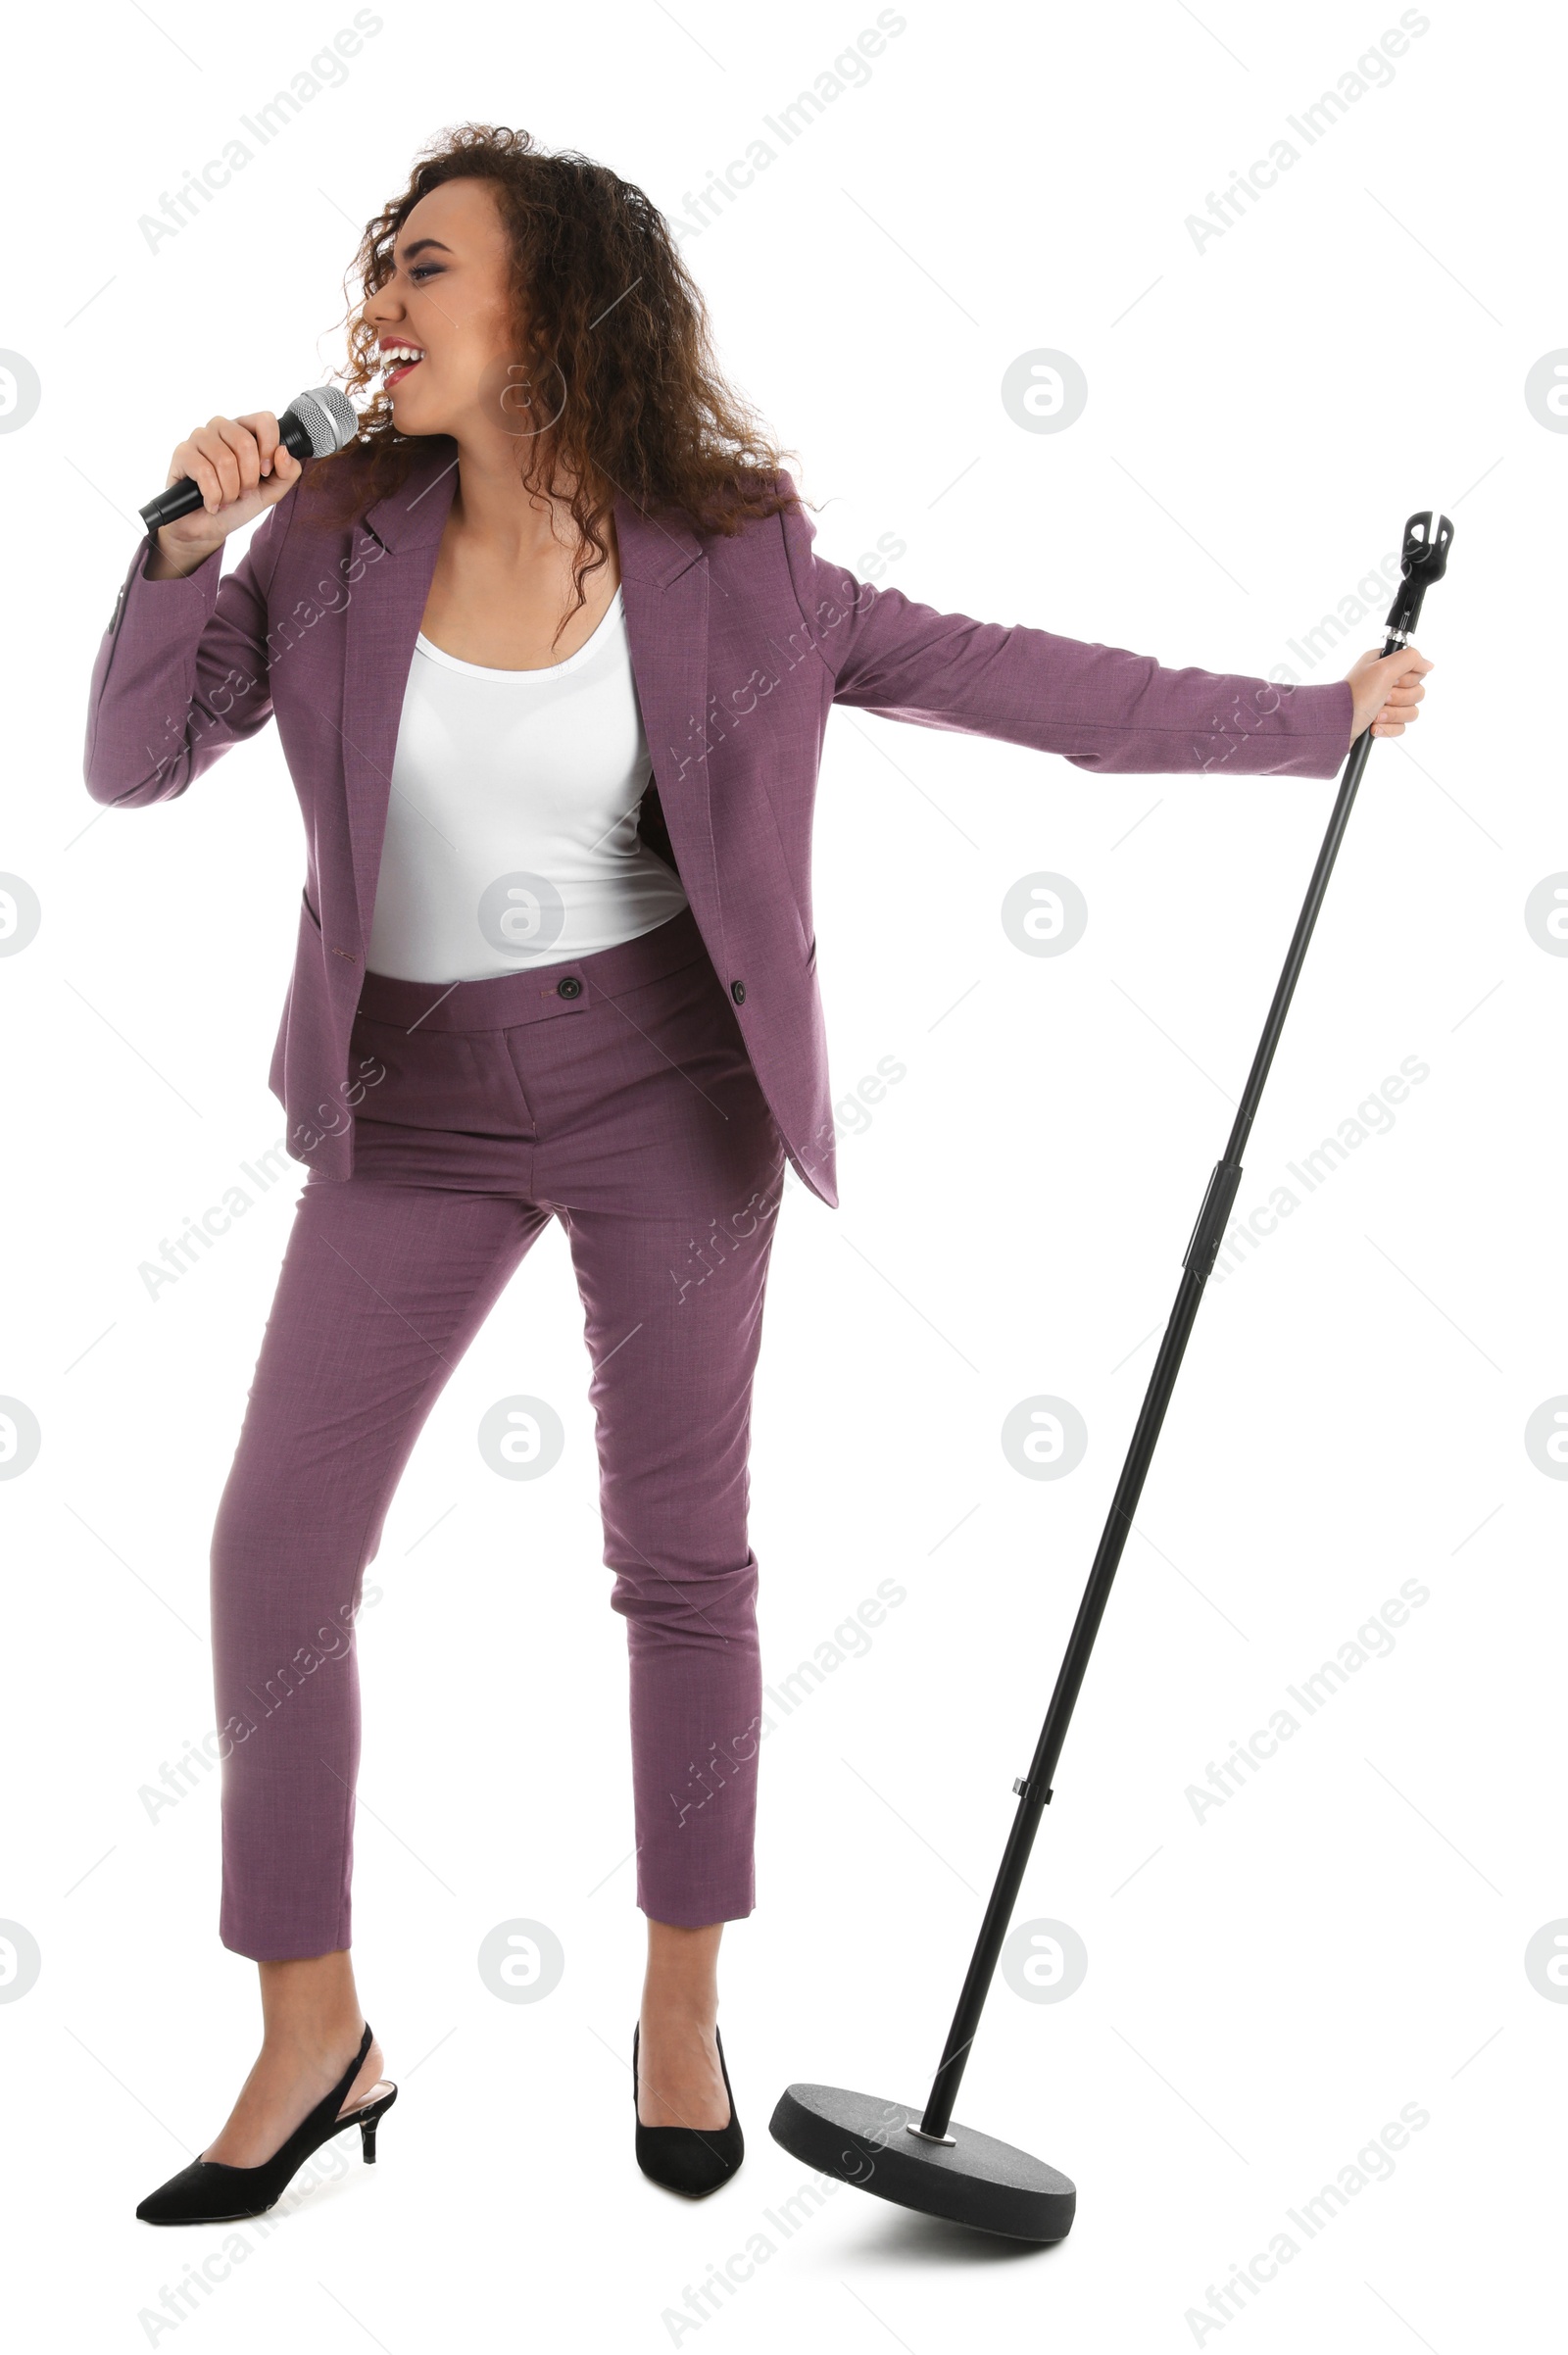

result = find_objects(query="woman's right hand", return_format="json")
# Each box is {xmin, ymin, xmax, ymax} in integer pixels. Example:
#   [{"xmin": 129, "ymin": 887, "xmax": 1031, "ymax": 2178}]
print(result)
[{"xmin": 148, "ymin": 412, "xmax": 303, "ymax": 577}]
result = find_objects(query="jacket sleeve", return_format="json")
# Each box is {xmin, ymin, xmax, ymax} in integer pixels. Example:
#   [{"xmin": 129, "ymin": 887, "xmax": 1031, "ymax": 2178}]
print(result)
[
  {"xmin": 778, "ymin": 487, "xmax": 1354, "ymax": 781},
  {"xmin": 82, "ymin": 492, "xmax": 296, "ymax": 808}
]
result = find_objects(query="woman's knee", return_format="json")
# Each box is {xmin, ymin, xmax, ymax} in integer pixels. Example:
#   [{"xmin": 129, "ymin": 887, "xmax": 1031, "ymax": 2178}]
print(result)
[
  {"xmin": 609, "ymin": 1549, "xmax": 760, "ymax": 1647},
  {"xmin": 209, "ymin": 1459, "xmax": 382, "ymax": 1640}
]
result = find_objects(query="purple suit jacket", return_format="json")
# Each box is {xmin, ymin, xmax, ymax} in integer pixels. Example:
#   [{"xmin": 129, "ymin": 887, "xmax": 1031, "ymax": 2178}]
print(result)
[{"xmin": 84, "ymin": 437, "xmax": 1353, "ymax": 1207}]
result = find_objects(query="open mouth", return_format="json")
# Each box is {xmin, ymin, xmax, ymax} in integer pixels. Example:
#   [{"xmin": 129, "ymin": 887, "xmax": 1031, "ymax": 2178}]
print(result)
[{"xmin": 379, "ymin": 342, "xmax": 424, "ymax": 388}]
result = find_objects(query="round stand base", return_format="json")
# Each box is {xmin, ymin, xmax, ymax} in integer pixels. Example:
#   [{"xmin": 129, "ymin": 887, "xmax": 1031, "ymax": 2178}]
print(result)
[{"xmin": 768, "ymin": 2083, "xmax": 1076, "ymax": 2243}]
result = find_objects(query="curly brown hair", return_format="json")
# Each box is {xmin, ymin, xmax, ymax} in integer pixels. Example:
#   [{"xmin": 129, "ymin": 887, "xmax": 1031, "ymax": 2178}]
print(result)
[{"xmin": 308, "ymin": 123, "xmax": 804, "ymax": 637}]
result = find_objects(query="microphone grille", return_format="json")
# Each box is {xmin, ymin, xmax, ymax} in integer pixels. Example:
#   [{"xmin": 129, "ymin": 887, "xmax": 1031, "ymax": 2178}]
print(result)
[{"xmin": 287, "ymin": 384, "xmax": 360, "ymax": 458}]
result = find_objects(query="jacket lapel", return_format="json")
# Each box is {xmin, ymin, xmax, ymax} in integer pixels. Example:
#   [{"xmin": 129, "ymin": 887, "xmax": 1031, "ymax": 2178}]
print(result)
[
  {"xmin": 337, "ymin": 439, "xmax": 716, "ymax": 957},
  {"xmin": 612, "ymin": 489, "xmax": 716, "ymax": 946}
]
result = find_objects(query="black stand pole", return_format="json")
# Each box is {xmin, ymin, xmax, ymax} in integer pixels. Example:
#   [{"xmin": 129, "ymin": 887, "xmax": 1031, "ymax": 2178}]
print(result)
[{"xmin": 914, "ymin": 511, "xmax": 1453, "ymax": 2143}]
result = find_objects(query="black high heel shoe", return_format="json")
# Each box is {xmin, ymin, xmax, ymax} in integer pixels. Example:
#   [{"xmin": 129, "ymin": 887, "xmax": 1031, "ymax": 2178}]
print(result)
[
  {"xmin": 632, "ymin": 2021, "xmax": 744, "ymax": 2197},
  {"xmin": 135, "ymin": 2022, "xmax": 397, "ymax": 2226}
]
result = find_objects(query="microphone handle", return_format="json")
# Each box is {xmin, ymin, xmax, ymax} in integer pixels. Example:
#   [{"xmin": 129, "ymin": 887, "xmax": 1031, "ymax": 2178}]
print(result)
[{"xmin": 137, "ymin": 409, "xmax": 317, "ymax": 533}]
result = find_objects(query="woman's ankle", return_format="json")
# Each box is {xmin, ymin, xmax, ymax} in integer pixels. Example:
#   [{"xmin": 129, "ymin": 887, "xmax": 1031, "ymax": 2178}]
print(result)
[
  {"xmin": 641, "ymin": 1918, "xmax": 722, "ymax": 2024},
  {"xmin": 641, "ymin": 1987, "xmax": 718, "ymax": 2025},
  {"xmin": 260, "ymin": 2017, "xmax": 365, "ymax": 2063},
  {"xmin": 255, "ymin": 1951, "xmax": 365, "ymax": 2061}
]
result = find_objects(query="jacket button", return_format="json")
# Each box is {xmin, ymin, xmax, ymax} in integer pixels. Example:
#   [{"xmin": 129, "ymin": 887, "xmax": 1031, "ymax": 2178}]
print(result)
[
  {"xmin": 557, "ymin": 975, "xmax": 583, "ymax": 1000},
  {"xmin": 730, "ymin": 979, "xmax": 746, "ymax": 1005}
]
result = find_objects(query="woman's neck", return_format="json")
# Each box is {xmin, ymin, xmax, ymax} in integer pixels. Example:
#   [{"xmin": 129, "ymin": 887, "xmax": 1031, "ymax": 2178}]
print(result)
[{"xmin": 446, "ymin": 428, "xmax": 588, "ymax": 563}]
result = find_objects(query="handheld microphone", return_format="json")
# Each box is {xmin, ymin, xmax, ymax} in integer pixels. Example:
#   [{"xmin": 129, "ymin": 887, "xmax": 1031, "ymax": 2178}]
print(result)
[{"xmin": 138, "ymin": 385, "xmax": 359, "ymax": 532}]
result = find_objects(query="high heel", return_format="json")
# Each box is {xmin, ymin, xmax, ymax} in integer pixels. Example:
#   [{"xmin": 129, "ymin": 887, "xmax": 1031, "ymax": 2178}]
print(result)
[
  {"xmin": 632, "ymin": 2022, "xmax": 744, "ymax": 2197},
  {"xmin": 135, "ymin": 2021, "xmax": 397, "ymax": 2225}
]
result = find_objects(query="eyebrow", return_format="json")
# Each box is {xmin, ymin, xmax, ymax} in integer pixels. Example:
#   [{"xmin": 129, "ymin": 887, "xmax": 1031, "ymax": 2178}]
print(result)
[{"xmin": 400, "ymin": 237, "xmax": 453, "ymax": 261}]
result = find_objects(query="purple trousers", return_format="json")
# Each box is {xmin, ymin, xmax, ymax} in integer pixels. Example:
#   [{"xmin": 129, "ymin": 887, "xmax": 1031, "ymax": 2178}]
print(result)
[{"xmin": 211, "ymin": 905, "xmax": 786, "ymax": 1960}]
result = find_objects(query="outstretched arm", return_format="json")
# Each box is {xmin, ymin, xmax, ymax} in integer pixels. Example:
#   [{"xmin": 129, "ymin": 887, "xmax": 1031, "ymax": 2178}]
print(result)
[{"xmin": 779, "ymin": 490, "xmax": 1428, "ymax": 781}]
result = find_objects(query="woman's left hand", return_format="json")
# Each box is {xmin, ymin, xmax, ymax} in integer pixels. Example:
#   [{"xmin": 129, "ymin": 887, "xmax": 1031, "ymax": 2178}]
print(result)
[{"xmin": 1345, "ymin": 643, "xmax": 1434, "ymax": 740}]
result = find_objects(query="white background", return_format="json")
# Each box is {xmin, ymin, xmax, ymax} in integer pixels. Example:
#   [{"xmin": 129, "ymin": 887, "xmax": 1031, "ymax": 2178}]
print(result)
[{"xmin": 2, "ymin": 0, "xmax": 1562, "ymax": 2347}]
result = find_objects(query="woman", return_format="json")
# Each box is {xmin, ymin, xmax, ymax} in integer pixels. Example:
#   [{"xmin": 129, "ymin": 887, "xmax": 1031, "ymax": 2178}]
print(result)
[{"xmin": 84, "ymin": 123, "xmax": 1429, "ymax": 2226}]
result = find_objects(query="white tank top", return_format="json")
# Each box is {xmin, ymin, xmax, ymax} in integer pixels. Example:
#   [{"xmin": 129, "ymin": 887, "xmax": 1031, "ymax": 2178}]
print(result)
[{"xmin": 365, "ymin": 586, "xmax": 689, "ymax": 982}]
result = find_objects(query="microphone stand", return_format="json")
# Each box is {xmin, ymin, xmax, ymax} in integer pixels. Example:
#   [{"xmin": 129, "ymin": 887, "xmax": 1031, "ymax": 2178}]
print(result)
[{"xmin": 915, "ymin": 510, "xmax": 1454, "ymax": 2142}]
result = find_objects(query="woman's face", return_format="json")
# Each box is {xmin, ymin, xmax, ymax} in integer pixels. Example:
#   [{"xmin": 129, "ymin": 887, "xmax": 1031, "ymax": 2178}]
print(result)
[{"xmin": 362, "ymin": 176, "xmax": 528, "ymax": 441}]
